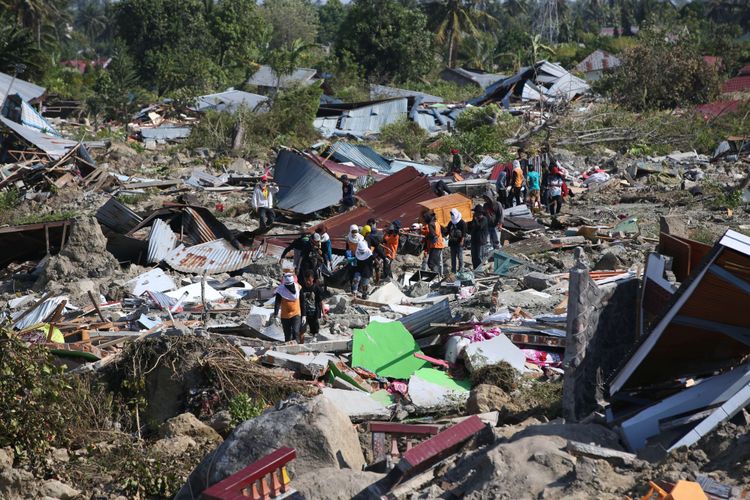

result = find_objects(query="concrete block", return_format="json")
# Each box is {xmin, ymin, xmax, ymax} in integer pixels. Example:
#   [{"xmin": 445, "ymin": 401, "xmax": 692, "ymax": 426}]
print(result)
[
  {"xmin": 322, "ymin": 388, "xmax": 391, "ymax": 421},
  {"xmin": 462, "ymin": 334, "xmax": 526, "ymax": 373},
  {"xmin": 523, "ymin": 272, "xmax": 557, "ymax": 292}
]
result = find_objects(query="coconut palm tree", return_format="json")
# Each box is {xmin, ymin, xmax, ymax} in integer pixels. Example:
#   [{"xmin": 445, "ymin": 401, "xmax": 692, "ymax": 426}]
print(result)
[
  {"xmin": 265, "ymin": 38, "xmax": 316, "ymax": 100},
  {"xmin": 434, "ymin": 0, "xmax": 499, "ymax": 68}
]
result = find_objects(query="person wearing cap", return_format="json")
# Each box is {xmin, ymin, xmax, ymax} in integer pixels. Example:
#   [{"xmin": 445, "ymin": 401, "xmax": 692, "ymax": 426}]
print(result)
[
  {"xmin": 299, "ymin": 232, "xmax": 324, "ymax": 283},
  {"xmin": 510, "ymin": 159, "xmax": 525, "ymax": 207},
  {"xmin": 547, "ymin": 166, "xmax": 565, "ymax": 215},
  {"xmin": 271, "ymin": 273, "xmax": 302, "ymax": 342},
  {"xmin": 340, "ymin": 175, "xmax": 355, "ymax": 211},
  {"xmin": 351, "ymin": 240, "xmax": 374, "ymax": 298},
  {"xmin": 347, "ymin": 224, "xmax": 364, "ymax": 253},
  {"xmin": 482, "ymin": 190, "xmax": 504, "ymax": 249},
  {"xmin": 451, "ymin": 149, "xmax": 463, "ymax": 174},
  {"xmin": 280, "ymin": 233, "xmax": 312, "ymax": 274},
  {"xmin": 421, "ymin": 211, "xmax": 446, "ymax": 276},
  {"xmin": 469, "ymin": 204, "xmax": 490, "ymax": 269},
  {"xmin": 444, "ymin": 208, "xmax": 467, "ymax": 273},
  {"xmin": 252, "ymin": 174, "xmax": 279, "ymax": 231}
]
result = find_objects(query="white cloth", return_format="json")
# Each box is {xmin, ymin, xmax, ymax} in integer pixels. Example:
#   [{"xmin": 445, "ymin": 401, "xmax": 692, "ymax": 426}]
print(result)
[
  {"xmin": 320, "ymin": 232, "xmax": 330, "ymax": 243},
  {"xmin": 548, "ymin": 177, "xmax": 563, "ymax": 197},
  {"xmin": 252, "ymin": 184, "xmax": 278, "ymax": 209},
  {"xmin": 348, "ymin": 232, "xmax": 364, "ymax": 246},
  {"xmin": 450, "ymin": 208, "xmax": 462, "ymax": 224},
  {"xmin": 276, "ymin": 283, "xmax": 300, "ymax": 301},
  {"xmin": 512, "ymin": 160, "xmax": 521, "ymax": 168},
  {"xmin": 355, "ymin": 240, "xmax": 372, "ymax": 260}
]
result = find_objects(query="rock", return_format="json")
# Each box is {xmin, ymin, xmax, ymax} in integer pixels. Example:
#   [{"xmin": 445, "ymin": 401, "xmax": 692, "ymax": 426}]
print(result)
[
  {"xmin": 522, "ymin": 272, "xmax": 557, "ymax": 292},
  {"xmin": 229, "ymin": 157, "xmax": 253, "ymax": 173},
  {"xmin": 107, "ymin": 141, "xmax": 137, "ymax": 159},
  {"xmin": 38, "ymin": 480, "xmax": 80, "ymax": 500},
  {"xmin": 328, "ymin": 295, "xmax": 350, "ymax": 314},
  {"xmin": 496, "ymin": 289, "xmax": 557, "ymax": 312},
  {"xmin": 0, "ymin": 448, "xmax": 12, "ymax": 470},
  {"xmin": 659, "ymin": 215, "xmax": 689, "ymax": 239},
  {"xmin": 466, "ymin": 384, "xmax": 512, "ymax": 414},
  {"xmin": 593, "ymin": 252, "xmax": 621, "ymax": 271},
  {"xmin": 152, "ymin": 436, "xmax": 198, "ymax": 455},
  {"xmin": 50, "ymin": 448, "xmax": 70, "ymax": 463},
  {"xmin": 463, "ymin": 335, "xmax": 527, "ymax": 373},
  {"xmin": 176, "ymin": 395, "xmax": 366, "ymax": 499},
  {"xmin": 294, "ymin": 468, "xmax": 384, "ymax": 500},
  {"xmin": 208, "ymin": 410, "xmax": 233, "ymax": 436},
  {"xmin": 512, "ymin": 423, "xmax": 623, "ymax": 450},
  {"xmin": 0, "ymin": 467, "xmax": 34, "ymax": 499},
  {"xmin": 160, "ymin": 412, "xmax": 222, "ymax": 442},
  {"xmin": 406, "ymin": 281, "xmax": 430, "ymax": 298}
]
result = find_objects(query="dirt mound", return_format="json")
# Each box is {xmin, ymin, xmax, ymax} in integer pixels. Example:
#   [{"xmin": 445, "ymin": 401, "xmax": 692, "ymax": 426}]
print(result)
[{"xmin": 34, "ymin": 216, "xmax": 120, "ymax": 293}]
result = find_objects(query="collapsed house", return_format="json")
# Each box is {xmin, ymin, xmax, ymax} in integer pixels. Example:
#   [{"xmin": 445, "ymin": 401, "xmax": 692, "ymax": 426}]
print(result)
[
  {"xmin": 439, "ymin": 67, "xmax": 506, "ymax": 89},
  {"xmin": 247, "ymin": 65, "xmax": 317, "ymax": 94},
  {"xmin": 471, "ymin": 60, "xmax": 590, "ymax": 109}
]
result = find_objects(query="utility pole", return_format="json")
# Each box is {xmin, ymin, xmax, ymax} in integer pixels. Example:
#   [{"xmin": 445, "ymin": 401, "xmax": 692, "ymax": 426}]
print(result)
[{"xmin": 535, "ymin": 0, "xmax": 560, "ymax": 45}]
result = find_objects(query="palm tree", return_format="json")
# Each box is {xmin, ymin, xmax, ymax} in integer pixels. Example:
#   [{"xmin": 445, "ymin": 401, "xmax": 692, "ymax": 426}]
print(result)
[
  {"xmin": 527, "ymin": 34, "xmax": 555, "ymax": 66},
  {"xmin": 0, "ymin": 0, "xmax": 69, "ymax": 48},
  {"xmin": 75, "ymin": 1, "xmax": 107, "ymax": 43},
  {"xmin": 434, "ymin": 0, "xmax": 499, "ymax": 68},
  {"xmin": 265, "ymin": 38, "xmax": 315, "ymax": 100}
]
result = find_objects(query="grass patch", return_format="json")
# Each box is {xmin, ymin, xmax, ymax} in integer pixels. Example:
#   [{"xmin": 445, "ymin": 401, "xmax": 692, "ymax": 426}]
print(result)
[
  {"xmin": 470, "ymin": 362, "xmax": 518, "ymax": 393},
  {"xmin": 12, "ymin": 210, "xmax": 80, "ymax": 225}
]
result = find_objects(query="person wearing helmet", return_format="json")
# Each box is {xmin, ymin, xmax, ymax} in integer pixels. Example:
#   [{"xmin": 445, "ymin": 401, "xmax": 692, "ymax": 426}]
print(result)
[
  {"xmin": 270, "ymin": 273, "xmax": 302, "ymax": 342},
  {"xmin": 253, "ymin": 174, "xmax": 279, "ymax": 230},
  {"xmin": 351, "ymin": 240, "xmax": 374, "ymax": 298}
]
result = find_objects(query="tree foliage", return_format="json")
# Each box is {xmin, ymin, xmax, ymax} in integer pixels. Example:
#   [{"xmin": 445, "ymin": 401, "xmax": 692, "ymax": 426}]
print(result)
[
  {"xmin": 261, "ymin": 0, "xmax": 319, "ymax": 51},
  {"xmin": 597, "ymin": 27, "xmax": 721, "ymax": 111},
  {"xmin": 336, "ymin": 0, "xmax": 434, "ymax": 83}
]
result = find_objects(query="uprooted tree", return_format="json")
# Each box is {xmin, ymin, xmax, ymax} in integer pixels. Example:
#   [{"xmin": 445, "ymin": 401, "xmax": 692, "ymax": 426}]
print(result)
[{"xmin": 596, "ymin": 26, "xmax": 721, "ymax": 112}]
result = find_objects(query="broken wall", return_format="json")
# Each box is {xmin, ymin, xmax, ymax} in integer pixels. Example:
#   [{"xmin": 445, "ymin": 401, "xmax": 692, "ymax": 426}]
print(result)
[{"xmin": 563, "ymin": 261, "xmax": 638, "ymax": 421}]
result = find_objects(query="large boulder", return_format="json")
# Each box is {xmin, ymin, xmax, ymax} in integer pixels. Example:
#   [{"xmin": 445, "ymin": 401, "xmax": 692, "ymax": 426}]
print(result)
[
  {"xmin": 175, "ymin": 395, "xmax": 366, "ymax": 499},
  {"xmin": 294, "ymin": 468, "xmax": 383, "ymax": 500},
  {"xmin": 466, "ymin": 384, "xmax": 512, "ymax": 414}
]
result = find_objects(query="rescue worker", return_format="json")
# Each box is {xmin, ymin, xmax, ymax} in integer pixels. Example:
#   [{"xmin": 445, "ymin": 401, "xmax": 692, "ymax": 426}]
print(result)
[
  {"xmin": 421, "ymin": 211, "xmax": 445, "ymax": 276},
  {"xmin": 444, "ymin": 208, "xmax": 466, "ymax": 273},
  {"xmin": 352, "ymin": 240, "xmax": 374, "ymax": 298},
  {"xmin": 381, "ymin": 224, "xmax": 400, "ymax": 279},
  {"xmin": 252, "ymin": 174, "xmax": 279, "ymax": 230},
  {"xmin": 270, "ymin": 273, "xmax": 302, "ymax": 343},
  {"xmin": 510, "ymin": 159, "xmax": 525, "ymax": 207}
]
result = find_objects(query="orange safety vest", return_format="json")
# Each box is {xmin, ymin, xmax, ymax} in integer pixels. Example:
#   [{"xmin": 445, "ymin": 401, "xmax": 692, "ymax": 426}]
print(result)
[
  {"xmin": 382, "ymin": 233, "xmax": 399, "ymax": 260},
  {"xmin": 422, "ymin": 223, "xmax": 445, "ymax": 250},
  {"xmin": 280, "ymin": 286, "xmax": 301, "ymax": 319}
]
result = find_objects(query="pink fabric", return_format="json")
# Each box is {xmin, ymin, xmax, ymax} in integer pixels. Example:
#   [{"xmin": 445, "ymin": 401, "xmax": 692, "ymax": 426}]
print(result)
[{"xmin": 522, "ymin": 349, "xmax": 562, "ymax": 367}]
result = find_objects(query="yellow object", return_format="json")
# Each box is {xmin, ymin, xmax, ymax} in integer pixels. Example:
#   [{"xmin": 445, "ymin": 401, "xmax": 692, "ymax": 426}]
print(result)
[
  {"xmin": 360, "ymin": 225, "xmax": 371, "ymax": 237},
  {"xmin": 30, "ymin": 324, "xmax": 64, "ymax": 343},
  {"xmin": 418, "ymin": 193, "xmax": 473, "ymax": 228}
]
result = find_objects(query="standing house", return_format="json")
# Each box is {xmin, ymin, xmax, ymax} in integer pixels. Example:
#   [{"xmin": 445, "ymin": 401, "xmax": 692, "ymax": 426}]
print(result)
[{"xmin": 575, "ymin": 50, "xmax": 621, "ymax": 82}]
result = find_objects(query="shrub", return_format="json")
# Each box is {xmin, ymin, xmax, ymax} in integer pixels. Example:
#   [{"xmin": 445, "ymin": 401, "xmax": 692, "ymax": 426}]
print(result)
[
  {"xmin": 379, "ymin": 118, "xmax": 428, "ymax": 159},
  {"xmin": 228, "ymin": 393, "xmax": 267, "ymax": 425},
  {"xmin": 0, "ymin": 333, "xmax": 71, "ymax": 463}
]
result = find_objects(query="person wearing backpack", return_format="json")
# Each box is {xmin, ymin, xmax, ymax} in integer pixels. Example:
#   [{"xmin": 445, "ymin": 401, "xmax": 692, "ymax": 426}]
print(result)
[{"xmin": 444, "ymin": 208, "xmax": 467, "ymax": 274}]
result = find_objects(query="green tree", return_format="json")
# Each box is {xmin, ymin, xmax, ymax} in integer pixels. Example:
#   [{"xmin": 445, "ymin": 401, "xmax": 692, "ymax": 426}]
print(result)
[
  {"xmin": 317, "ymin": 0, "xmax": 346, "ymax": 46},
  {"xmin": 74, "ymin": 0, "xmax": 107, "ymax": 43},
  {"xmin": 433, "ymin": 0, "xmax": 499, "ymax": 68},
  {"xmin": 597, "ymin": 27, "xmax": 721, "ymax": 111},
  {"xmin": 0, "ymin": 16, "xmax": 46, "ymax": 79},
  {"xmin": 336, "ymin": 0, "xmax": 434, "ymax": 82},
  {"xmin": 0, "ymin": 0, "xmax": 70, "ymax": 48},
  {"xmin": 262, "ymin": 0, "xmax": 319, "ymax": 50},
  {"xmin": 211, "ymin": 0, "xmax": 269, "ymax": 68}
]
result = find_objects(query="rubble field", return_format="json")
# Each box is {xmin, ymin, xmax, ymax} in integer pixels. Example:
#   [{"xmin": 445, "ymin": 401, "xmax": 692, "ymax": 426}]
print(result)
[{"xmin": 2, "ymin": 66, "xmax": 750, "ymax": 500}]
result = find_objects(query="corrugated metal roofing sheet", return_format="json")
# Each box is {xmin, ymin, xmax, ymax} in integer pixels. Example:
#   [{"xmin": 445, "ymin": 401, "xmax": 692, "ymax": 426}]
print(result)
[
  {"xmin": 328, "ymin": 142, "xmax": 392, "ymax": 172},
  {"xmin": 399, "ymin": 299, "xmax": 452, "ymax": 338},
  {"xmin": 147, "ymin": 218, "xmax": 177, "ymax": 264},
  {"xmin": 274, "ymin": 150, "xmax": 342, "ymax": 214},
  {"xmin": 164, "ymin": 239, "xmax": 254, "ymax": 274},
  {"xmin": 389, "ymin": 159, "xmax": 441, "ymax": 176},
  {"xmin": 140, "ymin": 126, "xmax": 191, "ymax": 141},
  {"xmin": 0, "ymin": 71, "xmax": 45, "ymax": 102},
  {"xmin": 370, "ymin": 84, "xmax": 443, "ymax": 103},
  {"xmin": 96, "ymin": 197, "xmax": 143, "ymax": 234},
  {"xmin": 247, "ymin": 65, "xmax": 316, "ymax": 88},
  {"xmin": 335, "ymin": 98, "xmax": 408, "ymax": 137},
  {"xmin": 182, "ymin": 207, "xmax": 219, "ymax": 244},
  {"xmin": 193, "ymin": 89, "xmax": 268, "ymax": 113},
  {"xmin": 13, "ymin": 296, "xmax": 68, "ymax": 330},
  {"xmin": 314, "ymin": 154, "xmax": 387, "ymax": 184},
  {"xmin": 0, "ymin": 115, "xmax": 79, "ymax": 158}
]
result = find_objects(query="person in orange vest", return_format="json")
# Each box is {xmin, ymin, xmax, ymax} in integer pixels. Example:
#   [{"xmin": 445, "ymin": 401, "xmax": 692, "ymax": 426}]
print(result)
[
  {"xmin": 421, "ymin": 211, "xmax": 446, "ymax": 276},
  {"xmin": 510, "ymin": 159, "xmax": 525, "ymax": 207},
  {"xmin": 381, "ymin": 224, "xmax": 400, "ymax": 279},
  {"xmin": 270, "ymin": 273, "xmax": 302, "ymax": 343}
]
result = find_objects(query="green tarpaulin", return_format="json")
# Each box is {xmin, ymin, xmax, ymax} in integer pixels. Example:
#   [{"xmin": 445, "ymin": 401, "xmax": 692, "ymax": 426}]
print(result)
[
  {"xmin": 352, "ymin": 321, "xmax": 429, "ymax": 379},
  {"xmin": 412, "ymin": 367, "xmax": 471, "ymax": 392}
]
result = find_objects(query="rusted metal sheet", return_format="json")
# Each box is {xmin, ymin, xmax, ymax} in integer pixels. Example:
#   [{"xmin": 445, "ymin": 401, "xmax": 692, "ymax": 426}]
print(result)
[
  {"xmin": 182, "ymin": 206, "xmax": 218, "ymax": 244},
  {"xmin": 164, "ymin": 239, "xmax": 255, "ymax": 274},
  {"xmin": 399, "ymin": 299, "xmax": 452, "ymax": 338},
  {"xmin": 146, "ymin": 218, "xmax": 177, "ymax": 264}
]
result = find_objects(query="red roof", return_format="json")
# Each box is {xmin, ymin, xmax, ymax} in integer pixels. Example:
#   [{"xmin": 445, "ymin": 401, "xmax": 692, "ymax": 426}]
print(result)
[
  {"xmin": 702, "ymin": 56, "xmax": 722, "ymax": 70},
  {"xmin": 695, "ymin": 100, "xmax": 742, "ymax": 119},
  {"xmin": 269, "ymin": 166, "xmax": 437, "ymax": 251},
  {"xmin": 722, "ymin": 76, "xmax": 750, "ymax": 93},
  {"xmin": 488, "ymin": 162, "xmax": 512, "ymax": 182}
]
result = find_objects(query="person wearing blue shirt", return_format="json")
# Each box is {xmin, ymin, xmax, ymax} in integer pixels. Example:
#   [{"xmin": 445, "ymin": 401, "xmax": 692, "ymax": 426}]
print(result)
[{"xmin": 527, "ymin": 168, "xmax": 541, "ymax": 212}]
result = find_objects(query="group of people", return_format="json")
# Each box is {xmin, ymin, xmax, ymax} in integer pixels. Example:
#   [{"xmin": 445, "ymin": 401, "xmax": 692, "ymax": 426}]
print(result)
[
  {"xmin": 495, "ymin": 158, "xmax": 570, "ymax": 216},
  {"xmin": 344, "ymin": 219, "xmax": 400, "ymax": 298}
]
